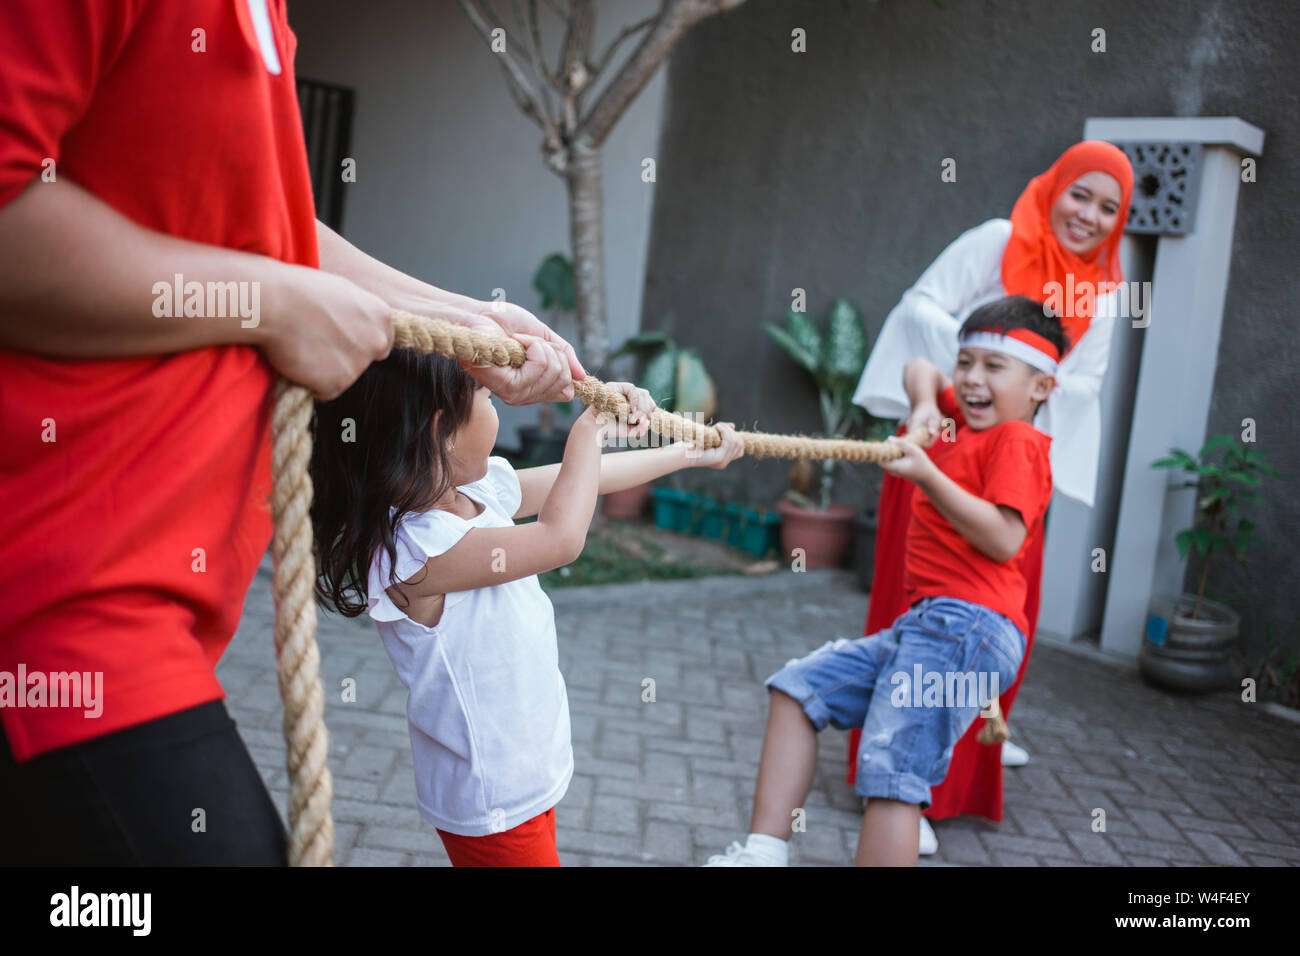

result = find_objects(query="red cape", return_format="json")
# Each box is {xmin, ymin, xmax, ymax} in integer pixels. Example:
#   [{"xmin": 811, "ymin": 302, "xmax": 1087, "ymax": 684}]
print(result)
[{"xmin": 846, "ymin": 388, "xmax": 1045, "ymax": 822}]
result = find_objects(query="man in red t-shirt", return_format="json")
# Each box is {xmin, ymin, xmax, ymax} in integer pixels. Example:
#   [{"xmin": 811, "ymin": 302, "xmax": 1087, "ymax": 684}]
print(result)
[
  {"xmin": 704, "ymin": 295, "xmax": 1067, "ymax": 867},
  {"xmin": 0, "ymin": 0, "xmax": 584, "ymax": 865}
]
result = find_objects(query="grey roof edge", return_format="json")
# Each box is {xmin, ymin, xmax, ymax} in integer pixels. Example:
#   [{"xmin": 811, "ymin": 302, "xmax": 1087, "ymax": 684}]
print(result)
[{"xmin": 1083, "ymin": 116, "xmax": 1265, "ymax": 156}]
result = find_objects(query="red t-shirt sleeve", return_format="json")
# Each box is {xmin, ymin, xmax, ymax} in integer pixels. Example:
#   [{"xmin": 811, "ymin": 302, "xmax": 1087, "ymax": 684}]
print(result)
[
  {"xmin": 936, "ymin": 384, "xmax": 967, "ymax": 430},
  {"xmin": 981, "ymin": 422, "xmax": 1052, "ymax": 531},
  {"xmin": 0, "ymin": 0, "xmax": 145, "ymax": 208}
]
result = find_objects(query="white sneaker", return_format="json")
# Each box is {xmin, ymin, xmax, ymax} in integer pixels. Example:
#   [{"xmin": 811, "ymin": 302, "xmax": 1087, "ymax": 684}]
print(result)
[
  {"xmin": 919, "ymin": 816, "xmax": 938, "ymax": 856},
  {"xmin": 1001, "ymin": 740, "xmax": 1030, "ymax": 767},
  {"xmin": 702, "ymin": 840, "xmax": 786, "ymax": 867}
]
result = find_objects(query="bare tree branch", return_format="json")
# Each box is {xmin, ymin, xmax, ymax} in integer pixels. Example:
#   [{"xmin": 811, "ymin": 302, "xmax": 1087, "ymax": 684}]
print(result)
[
  {"xmin": 525, "ymin": 1, "xmax": 557, "ymax": 91},
  {"xmin": 561, "ymin": 2, "xmax": 597, "ymax": 82},
  {"xmin": 461, "ymin": 0, "xmax": 750, "ymax": 365},
  {"xmin": 555, "ymin": 0, "xmax": 595, "ymax": 136},
  {"xmin": 522, "ymin": 0, "xmax": 568, "ymax": 123},
  {"xmin": 505, "ymin": 1, "xmax": 533, "ymax": 68},
  {"xmin": 508, "ymin": 0, "xmax": 562, "ymax": 122},
  {"xmin": 458, "ymin": 0, "xmax": 560, "ymax": 145},
  {"xmin": 589, "ymin": 13, "xmax": 657, "ymax": 84},
  {"xmin": 580, "ymin": 0, "xmax": 748, "ymax": 148},
  {"xmin": 501, "ymin": 66, "xmax": 546, "ymax": 128}
]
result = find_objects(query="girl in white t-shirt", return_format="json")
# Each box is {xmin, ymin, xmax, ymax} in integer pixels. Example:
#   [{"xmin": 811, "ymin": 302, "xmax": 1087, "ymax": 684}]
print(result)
[{"xmin": 309, "ymin": 344, "xmax": 744, "ymax": 865}]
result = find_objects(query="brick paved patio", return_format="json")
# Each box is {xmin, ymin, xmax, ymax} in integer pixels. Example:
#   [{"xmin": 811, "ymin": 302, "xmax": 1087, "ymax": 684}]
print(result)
[{"xmin": 219, "ymin": 553, "xmax": 1300, "ymax": 866}]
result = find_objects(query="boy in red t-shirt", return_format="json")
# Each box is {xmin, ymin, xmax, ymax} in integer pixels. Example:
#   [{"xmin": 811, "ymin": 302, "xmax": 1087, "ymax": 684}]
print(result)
[{"xmin": 705, "ymin": 295, "xmax": 1067, "ymax": 867}]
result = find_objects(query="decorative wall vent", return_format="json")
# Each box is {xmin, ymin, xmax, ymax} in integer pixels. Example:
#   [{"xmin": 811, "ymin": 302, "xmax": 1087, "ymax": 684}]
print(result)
[{"xmin": 1115, "ymin": 142, "xmax": 1203, "ymax": 235}]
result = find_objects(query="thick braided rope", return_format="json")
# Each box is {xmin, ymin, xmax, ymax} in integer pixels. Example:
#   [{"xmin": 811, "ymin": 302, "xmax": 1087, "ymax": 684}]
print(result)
[
  {"xmin": 269, "ymin": 308, "xmax": 933, "ymax": 866},
  {"xmin": 391, "ymin": 309, "xmax": 933, "ymax": 459},
  {"xmin": 270, "ymin": 378, "xmax": 333, "ymax": 866}
]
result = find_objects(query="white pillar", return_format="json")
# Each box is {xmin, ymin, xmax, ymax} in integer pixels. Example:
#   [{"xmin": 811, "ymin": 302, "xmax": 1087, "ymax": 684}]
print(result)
[
  {"xmin": 1037, "ymin": 235, "xmax": 1151, "ymax": 645},
  {"xmin": 1086, "ymin": 117, "xmax": 1264, "ymax": 656}
]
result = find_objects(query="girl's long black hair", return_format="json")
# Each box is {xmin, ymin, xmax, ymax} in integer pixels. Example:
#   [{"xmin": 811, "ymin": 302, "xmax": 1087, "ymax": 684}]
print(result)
[{"xmin": 311, "ymin": 349, "xmax": 477, "ymax": 617}]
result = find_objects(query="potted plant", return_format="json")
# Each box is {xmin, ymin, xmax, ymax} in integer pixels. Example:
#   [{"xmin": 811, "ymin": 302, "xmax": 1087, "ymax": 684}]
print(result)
[
  {"xmin": 650, "ymin": 470, "xmax": 780, "ymax": 557},
  {"xmin": 764, "ymin": 297, "xmax": 876, "ymax": 569},
  {"xmin": 608, "ymin": 326, "xmax": 717, "ymax": 519},
  {"xmin": 1141, "ymin": 434, "xmax": 1281, "ymax": 691},
  {"xmin": 651, "ymin": 471, "xmax": 692, "ymax": 531},
  {"xmin": 1252, "ymin": 623, "xmax": 1300, "ymax": 710},
  {"xmin": 727, "ymin": 498, "xmax": 782, "ymax": 558},
  {"xmin": 516, "ymin": 253, "xmax": 578, "ymax": 465}
]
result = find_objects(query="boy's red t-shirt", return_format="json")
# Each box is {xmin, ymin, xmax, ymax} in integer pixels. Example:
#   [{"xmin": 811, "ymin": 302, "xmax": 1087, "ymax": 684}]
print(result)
[
  {"xmin": 0, "ymin": 0, "xmax": 317, "ymax": 760},
  {"xmin": 903, "ymin": 418, "xmax": 1053, "ymax": 637}
]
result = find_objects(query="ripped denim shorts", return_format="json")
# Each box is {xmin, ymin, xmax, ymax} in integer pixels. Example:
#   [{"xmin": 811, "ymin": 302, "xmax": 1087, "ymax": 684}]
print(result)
[{"xmin": 764, "ymin": 596, "xmax": 1025, "ymax": 808}]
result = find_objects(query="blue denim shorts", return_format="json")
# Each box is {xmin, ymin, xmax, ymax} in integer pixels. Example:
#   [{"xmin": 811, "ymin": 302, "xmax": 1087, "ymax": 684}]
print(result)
[{"xmin": 764, "ymin": 596, "xmax": 1026, "ymax": 809}]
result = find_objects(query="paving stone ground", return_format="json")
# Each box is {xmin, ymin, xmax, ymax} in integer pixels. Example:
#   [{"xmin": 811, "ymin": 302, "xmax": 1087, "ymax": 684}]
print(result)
[{"xmin": 220, "ymin": 552, "xmax": 1300, "ymax": 867}]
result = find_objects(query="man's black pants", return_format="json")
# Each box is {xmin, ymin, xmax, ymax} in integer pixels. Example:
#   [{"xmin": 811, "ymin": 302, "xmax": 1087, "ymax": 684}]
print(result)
[{"xmin": 0, "ymin": 700, "xmax": 287, "ymax": 865}]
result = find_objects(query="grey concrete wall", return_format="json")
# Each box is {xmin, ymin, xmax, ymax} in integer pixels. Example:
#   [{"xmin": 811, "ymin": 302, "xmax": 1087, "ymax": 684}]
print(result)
[
  {"xmin": 290, "ymin": 0, "xmax": 666, "ymax": 444},
  {"xmin": 640, "ymin": 0, "xmax": 1299, "ymax": 665}
]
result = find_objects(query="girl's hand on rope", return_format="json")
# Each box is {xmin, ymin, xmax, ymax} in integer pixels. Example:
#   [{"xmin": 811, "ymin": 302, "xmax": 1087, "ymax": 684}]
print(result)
[
  {"xmin": 684, "ymin": 422, "xmax": 745, "ymax": 470},
  {"xmin": 598, "ymin": 381, "xmax": 656, "ymax": 444},
  {"xmin": 263, "ymin": 269, "xmax": 394, "ymax": 399},
  {"xmin": 904, "ymin": 401, "xmax": 943, "ymax": 448},
  {"xmin": 879, "ymin": 434, "xmax": 939, "ymax": 485},
  {"xmin": 573, "ymin": 402, "xmax": 615, "ymax": 447}
]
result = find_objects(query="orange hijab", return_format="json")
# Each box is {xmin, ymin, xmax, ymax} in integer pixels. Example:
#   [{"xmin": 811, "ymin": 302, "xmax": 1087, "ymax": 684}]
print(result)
[{"xmin": 1000, "ymin": 141, "xmax": 1134, "ymax": 348}]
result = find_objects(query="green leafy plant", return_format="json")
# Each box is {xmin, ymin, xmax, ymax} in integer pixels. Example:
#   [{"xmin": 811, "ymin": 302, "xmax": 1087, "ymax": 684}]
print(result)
[
  {"xmin": 532, "ymin": 252, "xmax": 575, "ymax": 313},
  {"xmin": 608, "ymin": 327, "xmax": 716, "ymax": 419},
  {"xmin": 764, "ymin": 297, "xmax": 877, "ymax": 509},
  {"xmin": 1254, "ymin": 623, "xmax": 1300, "ymax": 709},
  {"xmin": 1150, "ymin": 433, "xmax": 1281, "ymax": 621}
]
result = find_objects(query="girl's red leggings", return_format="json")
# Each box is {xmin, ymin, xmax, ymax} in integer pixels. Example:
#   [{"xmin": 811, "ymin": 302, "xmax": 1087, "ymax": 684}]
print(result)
[{"xmin": 436, "ymin": 805, "xmax": 560, "ymax": 867}]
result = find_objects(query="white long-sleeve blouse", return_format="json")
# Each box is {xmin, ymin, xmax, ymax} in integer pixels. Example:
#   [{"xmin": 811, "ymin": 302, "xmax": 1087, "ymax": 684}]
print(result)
[{"xmin": 851, "ymin": 218, "xmax": 1119, "ymax": 509}]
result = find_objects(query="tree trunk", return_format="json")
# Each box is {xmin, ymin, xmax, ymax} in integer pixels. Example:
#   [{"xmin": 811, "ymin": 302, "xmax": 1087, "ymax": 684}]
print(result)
[
  {"xmin": 460, "ymin": 0, "xmax": 753, "ymax": 373},
  {"xmin": 567, "ymin": 136, "xmax": 608, "ymax": 370}
]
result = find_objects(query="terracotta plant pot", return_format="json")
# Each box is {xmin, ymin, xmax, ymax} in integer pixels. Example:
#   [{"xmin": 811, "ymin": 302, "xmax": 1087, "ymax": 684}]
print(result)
[
  {"xmin": 602, "ymin": 483, "xmax": 652, "ymax": 519},
  {"xmin": 776, "ymin": 499, "xmax": 857, "ymax": 569}
]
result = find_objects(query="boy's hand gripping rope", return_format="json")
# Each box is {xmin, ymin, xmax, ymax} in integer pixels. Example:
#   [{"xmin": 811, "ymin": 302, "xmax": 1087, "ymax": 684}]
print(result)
[{"xmin": 269, "ymin": 309, "xmax": 934, "ymax": 865}]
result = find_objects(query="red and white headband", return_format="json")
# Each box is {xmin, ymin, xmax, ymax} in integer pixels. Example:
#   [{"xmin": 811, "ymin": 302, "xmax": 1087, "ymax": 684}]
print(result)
[{"xmin": 957, "ymin": 328, "xmax": 1060, "ymax": 376}]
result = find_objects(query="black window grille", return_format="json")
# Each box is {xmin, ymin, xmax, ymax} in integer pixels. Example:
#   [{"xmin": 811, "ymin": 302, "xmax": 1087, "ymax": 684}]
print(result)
[{"xmin": 296, "ymin": 77, "xmax": 354, "ymax": 232}]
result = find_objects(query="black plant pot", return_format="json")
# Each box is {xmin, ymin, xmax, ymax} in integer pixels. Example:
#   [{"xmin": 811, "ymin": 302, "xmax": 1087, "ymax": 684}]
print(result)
[
  {"xmin": 1139, "ymin": 593, "xmax": 1241, "ymax": 692},
  {"xmin": 853, "ymin": 509, "xmax": 878, "ymax": 594},
  {"xmin": 517, "ymin": 425, "xmax": 568, "ymax": 466}
]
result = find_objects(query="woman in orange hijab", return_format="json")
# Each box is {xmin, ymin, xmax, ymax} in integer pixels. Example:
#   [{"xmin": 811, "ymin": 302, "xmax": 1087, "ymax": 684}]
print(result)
[
  {"xmin": 1002, "ymin": 141, "xmax": 1133, "ymax": 347},
  {"xmin": 848, "ymin": 141, "xmax": 1134, "ymax": 854}
]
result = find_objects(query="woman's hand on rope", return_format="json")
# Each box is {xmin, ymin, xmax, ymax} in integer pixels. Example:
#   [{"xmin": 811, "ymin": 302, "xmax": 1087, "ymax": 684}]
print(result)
[
  {"xmin": 262, "ymin": 268, "xmax": 394, "ymax": 400},
  {"xmin": 477, "ymin": 299, "xmax": 585, "ymax": 377},
  {"xmin": 685, "ymin": 422, "xmax": 745, "ymax": 470},
  {"xmin": 903, "ymin": 400, "xmax": 944, "ymax": 448},
  {"xmin": 468, "ymin": 299, "xmax": 586, "ymax": 406},
  {"xmin": 480, "ymin": 331, "xmax": 578, "ymax": 407}
]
